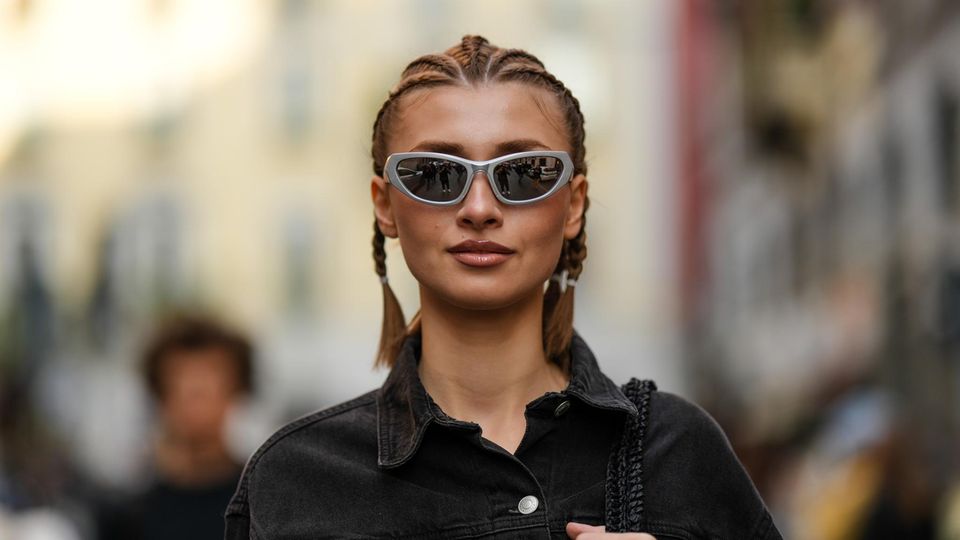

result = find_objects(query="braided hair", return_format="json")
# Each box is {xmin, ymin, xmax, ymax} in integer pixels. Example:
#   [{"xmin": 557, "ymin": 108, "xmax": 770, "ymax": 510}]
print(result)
[{"xmin": 371, "ymin": 35, "xmax": 588, "ymax": 369}]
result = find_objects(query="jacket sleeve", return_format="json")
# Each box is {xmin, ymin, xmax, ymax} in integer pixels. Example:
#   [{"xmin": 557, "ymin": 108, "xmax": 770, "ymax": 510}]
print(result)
[
  {"xmin": 224, "ymin": 468, "xmax": 252, "ymax": 540},
  {"xmin": 641, "ymin": 391, "xmax": 783, "ymax": 540},
  {"xmin": 224, "ymin": 512, "xmax": 251, "ymax": 540}
]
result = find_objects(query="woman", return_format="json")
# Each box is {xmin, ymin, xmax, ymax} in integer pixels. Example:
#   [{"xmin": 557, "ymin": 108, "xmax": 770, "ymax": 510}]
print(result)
[{"xmin": 225, "ymin": 36, "xmax": 782, "ymax": 540}]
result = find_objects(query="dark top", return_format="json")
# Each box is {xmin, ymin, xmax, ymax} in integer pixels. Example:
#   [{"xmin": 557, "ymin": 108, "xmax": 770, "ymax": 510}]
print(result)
[
  {"xmin": 225, "ymin": 333, "xmax": 781, "ymax": 539},
  {"xmin": 98, "ymin": 471, "xmax": 239, "ymax": 540}
]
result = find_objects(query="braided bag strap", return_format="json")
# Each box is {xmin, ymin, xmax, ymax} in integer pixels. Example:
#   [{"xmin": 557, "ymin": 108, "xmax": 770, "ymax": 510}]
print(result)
[{"xmin": 604, "ymin": 378, "xmax": 657, "ymax": 533}]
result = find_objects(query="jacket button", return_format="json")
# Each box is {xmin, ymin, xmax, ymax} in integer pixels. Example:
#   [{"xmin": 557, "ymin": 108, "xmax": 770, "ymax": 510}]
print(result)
[
  {"xmin": 517, "ymin": 495, "xmax": 539, "ymax": 514},
  {"xmin": 553, "ymin": 400, "xmax": 571, "ymax": 417}
]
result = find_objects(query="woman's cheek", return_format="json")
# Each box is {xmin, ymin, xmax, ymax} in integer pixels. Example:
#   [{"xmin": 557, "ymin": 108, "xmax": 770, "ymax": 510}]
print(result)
[
  {"xmin": 394, "ymin": 213, "xmax": 447, "ymax": 282},
  {"xmin": 524, "ymin": 212, "xmax": 567, "ymax": 268}
]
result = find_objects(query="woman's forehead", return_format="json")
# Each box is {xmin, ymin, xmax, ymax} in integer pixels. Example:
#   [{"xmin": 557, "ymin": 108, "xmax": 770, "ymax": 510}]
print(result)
[{"xmin": 389, "ymin": 82, "xmax": 570, "ymax": 159}]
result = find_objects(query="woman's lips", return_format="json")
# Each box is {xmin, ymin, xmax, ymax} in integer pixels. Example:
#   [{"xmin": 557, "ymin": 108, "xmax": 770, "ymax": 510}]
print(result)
[
  {"xmin": 450, "ymin": 252, "xmax": 512, "ymax": 267},
  {"xmin": 448, "ymin": 240, "xmax": 515, "ymax": 267}
]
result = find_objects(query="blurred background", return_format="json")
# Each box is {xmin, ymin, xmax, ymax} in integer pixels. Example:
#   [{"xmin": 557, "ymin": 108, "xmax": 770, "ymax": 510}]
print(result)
[{"xmin": 0, "ymin": 0, "xmax": 958, "ymax": 538}]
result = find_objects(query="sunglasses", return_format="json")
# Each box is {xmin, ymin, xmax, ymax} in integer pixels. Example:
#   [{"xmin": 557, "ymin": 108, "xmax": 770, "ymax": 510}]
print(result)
[{"xmin": 383, "ymin": 151, "xmax": 574, "ymax": 206}]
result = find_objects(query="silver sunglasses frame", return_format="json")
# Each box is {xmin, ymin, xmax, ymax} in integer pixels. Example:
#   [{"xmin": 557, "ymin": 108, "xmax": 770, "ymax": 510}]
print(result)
[{"xmin": 383, "ymin": 150, "xmax": 574, "ymax": 206}]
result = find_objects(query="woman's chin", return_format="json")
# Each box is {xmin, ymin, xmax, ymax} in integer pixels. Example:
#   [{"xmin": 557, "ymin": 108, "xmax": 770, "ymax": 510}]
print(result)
[{"xmin": 429, "ymin": 283, "xmax": 542, "ymax": 313}]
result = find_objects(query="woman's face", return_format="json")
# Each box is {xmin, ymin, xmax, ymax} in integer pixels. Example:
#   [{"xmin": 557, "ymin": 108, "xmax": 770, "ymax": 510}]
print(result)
[{"xmin": 372, "ymin": 82, "xmax": 587, "ymax": 312}]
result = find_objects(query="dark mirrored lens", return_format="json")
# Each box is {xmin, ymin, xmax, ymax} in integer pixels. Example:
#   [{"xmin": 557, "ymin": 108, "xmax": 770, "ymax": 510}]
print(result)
[
  {"xmin": 395, "ymin": 158, "xmax": 468, "ymax": 202},
  {"xmin": 492, "ymin": 156, "xmax": 564, "ymax": 201}
]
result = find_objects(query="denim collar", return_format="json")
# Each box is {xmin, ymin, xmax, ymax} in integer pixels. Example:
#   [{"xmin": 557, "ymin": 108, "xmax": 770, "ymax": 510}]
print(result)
[{"xmin": 376, "ymin": 331, "xmax": 638, "ymax": 469}]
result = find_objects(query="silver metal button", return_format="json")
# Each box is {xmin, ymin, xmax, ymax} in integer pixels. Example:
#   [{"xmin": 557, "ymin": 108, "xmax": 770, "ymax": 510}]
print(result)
[
  {"xmin": 517, "ymin": 495, "xmax": 539, "ymax": 514},
  {"xmin": 553, "ymin": 400, "xmax": 571, "ymax": 417}
]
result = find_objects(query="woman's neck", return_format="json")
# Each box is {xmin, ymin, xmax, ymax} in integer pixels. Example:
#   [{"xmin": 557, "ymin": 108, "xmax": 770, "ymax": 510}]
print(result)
[{"xmin": 417, "ymin": 288, "xmax": 569, "ymax": 453}]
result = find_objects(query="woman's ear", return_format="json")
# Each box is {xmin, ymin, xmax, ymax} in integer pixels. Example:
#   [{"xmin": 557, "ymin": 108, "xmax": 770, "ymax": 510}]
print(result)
[
  {"xmin": 371, "ymin": 175, "xmax": 398, "ymax": 238},
  {"xmin": 563, "ymin": 174, "xmax": 588, "ymax": 240}
]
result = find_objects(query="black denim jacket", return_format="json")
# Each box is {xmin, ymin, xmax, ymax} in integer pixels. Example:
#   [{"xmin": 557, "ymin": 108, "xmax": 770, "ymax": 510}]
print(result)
[{"xmin": 225, "ymin": 334, "xmax": 782, "ymax": 539}]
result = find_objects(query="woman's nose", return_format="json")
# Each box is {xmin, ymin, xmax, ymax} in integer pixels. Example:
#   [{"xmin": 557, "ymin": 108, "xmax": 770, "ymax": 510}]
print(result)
[{"xmin": 456, "ymin": 172, "xmax": 503, "ymax": 229}]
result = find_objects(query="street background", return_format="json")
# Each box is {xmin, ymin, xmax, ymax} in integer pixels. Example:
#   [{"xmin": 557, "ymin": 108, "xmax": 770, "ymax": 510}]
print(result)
[{"xmin": 1, "ymin": 1, "xmax": 958, "ymax": 538}]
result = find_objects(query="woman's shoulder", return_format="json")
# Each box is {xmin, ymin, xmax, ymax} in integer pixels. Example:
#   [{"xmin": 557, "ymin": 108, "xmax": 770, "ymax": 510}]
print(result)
[
  {"xmin": 225, "ymin": 390, "xmax": 381, "ymax": 514},
  {"xmin": 641, "ymin": 387, "xmax": 747, "ymax": 483},
  {"xmin": 612, "ymin": 379, "xmax": 731, "ymax": 448},
  {"xmin": 645, "ymin": 389, "xmax": 731, "ymax": 445},
  {"xmin": 255, "ymin": 390, "xmax": 379, "ymax": 464},
  {"xmin": 224, "ymin": 390, "xmax": 390, "ymax": 537},
  {"xmin": 636, "ymin": 387, "xmax": 780, "ymax": 539}
]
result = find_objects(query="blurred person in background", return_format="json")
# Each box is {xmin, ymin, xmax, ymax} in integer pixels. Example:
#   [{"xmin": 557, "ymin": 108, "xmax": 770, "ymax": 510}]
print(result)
[{"xmin": 97, "ymin": 316, "xmax": 254, "ymax": 540}]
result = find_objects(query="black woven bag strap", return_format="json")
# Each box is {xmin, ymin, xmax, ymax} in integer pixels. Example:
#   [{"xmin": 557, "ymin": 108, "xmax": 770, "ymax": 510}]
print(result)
[{"xmin": 604, "ymin": 378, "xmax": 657, "ymax": 533}]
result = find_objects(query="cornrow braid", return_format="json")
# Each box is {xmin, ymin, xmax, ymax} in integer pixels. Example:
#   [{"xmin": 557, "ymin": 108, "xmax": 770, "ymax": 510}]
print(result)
[
  {"xmin": 489, "ymin": 48, "xmax": 546, "ymax": 72},
  {"xmin": 449, "ymin": 35, "xmax": 493, "ymax": 78},
  {"xmin": 370, "ymin": 35, "xmax": 589, "ymax": 368},
  {"xmin": 566, "ymin": 199, "xmax": 589, "ymax": 280},
  {"xmin": 371, "ymin": 71, "xmax": 461, "ymax": 176},
  {"xmin": 403, "ymin": 54, "xmax": 461, "ymax": 79},
  {"xmin": 494, "ymin": 66, "xmax": 587, "ymax": 174},
  {"xmin": 372, "ymin": 220, "xmax": 387, "ymax": 278}
]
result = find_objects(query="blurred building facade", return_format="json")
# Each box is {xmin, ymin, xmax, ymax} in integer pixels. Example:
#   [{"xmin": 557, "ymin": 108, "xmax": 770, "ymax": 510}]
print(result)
[
  {"xmin": 1, "ymin": 1, "xmax": 679, "ymax": 538},
  {"xmin": 682, "ymin": 1, "xmax": 960, "ymax": 538}
]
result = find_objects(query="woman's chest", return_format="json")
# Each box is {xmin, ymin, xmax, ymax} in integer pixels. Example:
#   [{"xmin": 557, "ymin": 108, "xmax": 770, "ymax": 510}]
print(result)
[{"xmin": 251, "ymin": 404, "xmax": 621, "ymax": 539}]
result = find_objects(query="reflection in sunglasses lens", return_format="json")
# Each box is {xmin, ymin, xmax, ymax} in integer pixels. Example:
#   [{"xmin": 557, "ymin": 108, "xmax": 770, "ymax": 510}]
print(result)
[
  {"xmin": 396, "ymin": 158, "xmax": 468, "ymax": 202},
  {"xmin": 493, "ymin": 156, "xmax": 562, "ymax": 201}
]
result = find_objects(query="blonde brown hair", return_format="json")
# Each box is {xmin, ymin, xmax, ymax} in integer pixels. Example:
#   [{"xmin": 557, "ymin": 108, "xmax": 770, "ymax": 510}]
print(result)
[{"xmin": 371, "ymin": 35, "xmax": 588, "ymax": 369}]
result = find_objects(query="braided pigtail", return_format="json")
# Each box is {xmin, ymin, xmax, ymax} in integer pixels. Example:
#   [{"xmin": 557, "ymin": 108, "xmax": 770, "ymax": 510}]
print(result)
[
  {"xmin": 542, "ymin": 256, "xmax": 566, "ymax": 335},
  {"xmin": 544, "ymin": 196, "xmax": 589, "ymax": 363},
  {"xmin": 373, "ymin": 221, "xmax": 406, "ymax": 368}
]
